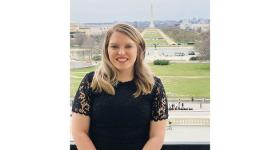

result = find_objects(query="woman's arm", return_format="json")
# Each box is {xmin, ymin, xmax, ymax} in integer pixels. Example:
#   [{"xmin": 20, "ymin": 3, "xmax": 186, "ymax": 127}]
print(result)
[
  {"xmin": 142, "ymin": 120, "xmax": 167, "ymax": 150},
  {"xmin": 71, "ymin": 113, "xmax": 97, "ymax": 150}
]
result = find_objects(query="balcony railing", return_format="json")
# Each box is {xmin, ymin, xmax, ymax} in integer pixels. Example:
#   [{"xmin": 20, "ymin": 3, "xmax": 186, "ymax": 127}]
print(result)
[
  {"xmin": 70, "ymin": 104, "xmax": 210, "ymax": 150},
  {"xmin": 70, "ymin": 144, "xmax": 210, "ymax": 150}
]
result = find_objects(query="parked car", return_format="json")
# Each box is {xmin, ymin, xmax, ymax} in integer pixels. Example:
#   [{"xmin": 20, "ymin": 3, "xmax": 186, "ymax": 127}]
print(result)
[
  {"xmin": 175, "ymin": 52, "xmax": 185, "ymax": 56},
  {"xmin": 188, "ymin": 51, "xmax": 195, "ymax": 55}
]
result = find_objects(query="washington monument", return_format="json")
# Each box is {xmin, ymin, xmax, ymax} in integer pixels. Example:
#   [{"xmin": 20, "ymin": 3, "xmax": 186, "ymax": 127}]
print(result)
[{"xmin": 149, "ymin": 0, "xmax": 155, "ymax": 28}]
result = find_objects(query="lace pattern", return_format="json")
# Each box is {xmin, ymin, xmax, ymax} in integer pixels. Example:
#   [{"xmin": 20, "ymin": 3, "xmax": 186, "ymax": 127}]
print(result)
[
  {"xmin": 151, "ymin": 77, "xmax": 169, "ymax": 121},
  {"xmin": 72, "ymin": 73, "xmax": 92, "ymax": 116}
]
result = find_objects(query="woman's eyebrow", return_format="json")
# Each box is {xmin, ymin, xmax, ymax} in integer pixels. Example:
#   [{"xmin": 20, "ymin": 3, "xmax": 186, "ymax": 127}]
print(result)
[{"xmin": 109, "ymin": 42, "xmax": 135, "ymax": 45}]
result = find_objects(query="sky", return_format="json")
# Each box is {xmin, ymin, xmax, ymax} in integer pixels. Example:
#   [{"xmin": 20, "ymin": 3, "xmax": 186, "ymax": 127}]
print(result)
[{"xmin": 71, "ymin": 0, "xmax": 210, "ymax": 23}]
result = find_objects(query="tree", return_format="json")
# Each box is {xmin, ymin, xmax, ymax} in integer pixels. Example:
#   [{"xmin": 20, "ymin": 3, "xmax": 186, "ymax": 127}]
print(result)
[
  {"xmin": 70, "ymin": 32, "xmax": 105, "ymax": 61},
  {"xmin": 195, "ymin": 30, "xmax": 210, "ymax": 60},
  {"xmin": 70, "ymin": 32, "xmax": 86, "ymax": 47},
  {"xmin": 81, "ymin": 34, "xmax": 105, "ymax": 61}
]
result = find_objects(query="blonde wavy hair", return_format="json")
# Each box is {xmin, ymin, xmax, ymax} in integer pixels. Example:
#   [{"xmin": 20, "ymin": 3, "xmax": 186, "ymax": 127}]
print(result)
[{"xmin": 91, "ymin": 23, "xmax": 155, "ymax": 97}]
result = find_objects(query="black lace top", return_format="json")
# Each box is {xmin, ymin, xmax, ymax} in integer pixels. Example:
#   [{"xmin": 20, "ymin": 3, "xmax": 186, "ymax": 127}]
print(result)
[{"xmin": 72, "ymin": 72, "xmax": 168, "ymax": 150}]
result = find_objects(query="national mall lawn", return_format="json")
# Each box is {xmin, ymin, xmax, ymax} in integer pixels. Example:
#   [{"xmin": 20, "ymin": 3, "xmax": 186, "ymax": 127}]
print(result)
[{"xmin": 70, "ymin": 63, "xmax": 210, "ymax": 100}]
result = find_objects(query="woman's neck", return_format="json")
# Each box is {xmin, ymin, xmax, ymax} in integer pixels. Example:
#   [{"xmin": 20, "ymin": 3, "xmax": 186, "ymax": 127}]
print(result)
[{"xmin": 117, "ymin": 69, "xmax": 134, "ymax": 82}]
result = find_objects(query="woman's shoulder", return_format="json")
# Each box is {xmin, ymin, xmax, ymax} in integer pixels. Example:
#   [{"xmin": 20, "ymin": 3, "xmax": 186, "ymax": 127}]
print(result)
[
  {"xmin": 86, "ymin": 71, "xmax": 95, "ymax": 77},
  {"xmin": 153, "ymin": 76, "xmax": 162, "ymax": 85},
  {"xmin": 152, "ymin": 76, "xmax": 164, "ymax": 91},
  {"xmin": 83, "ymin": 71, "xmax": 95, "ymax": 83}
]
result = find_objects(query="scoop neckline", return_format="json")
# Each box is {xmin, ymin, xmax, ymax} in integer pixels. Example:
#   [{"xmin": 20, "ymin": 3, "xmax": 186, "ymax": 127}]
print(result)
[{"xmin": 117, "ymin": 79, "xmax": 134, "ymax": 84}]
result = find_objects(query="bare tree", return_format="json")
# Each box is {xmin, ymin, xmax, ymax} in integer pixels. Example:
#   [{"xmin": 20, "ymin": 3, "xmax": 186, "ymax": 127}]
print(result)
[
  {"xmin": 195, "ymin": 30, "xmax": 210, "ymax": 60},
  {"xmin": 70, "ymin": 32, "xmax": 105, "ymax": 61},
  {"xmin": 70, "ymin": 32, "xmax": 87, "ymax": 47},
  {"xmin": 80, "ymin": 34, "xmax": 105, "ymax": 61}
]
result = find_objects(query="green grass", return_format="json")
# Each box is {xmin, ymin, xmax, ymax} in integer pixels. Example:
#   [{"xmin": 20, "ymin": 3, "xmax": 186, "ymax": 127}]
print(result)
[
  {"xmin": 161, "ymin": 77, "xmax": 210, "ymax": 98},
  {"xmin": 149, "ymin": 63, "xmax": 210, "ymax": 76},
  {"xmin": 145, "ymin": 41, "xmax": 168, "ymax": 46},
  {"xmin": 70, "ymin": 63, "xmax": 210, "ymax": 99},
  {"xmin": 143, "ymin": 29, "xmax": 169, "ymax": 46}
]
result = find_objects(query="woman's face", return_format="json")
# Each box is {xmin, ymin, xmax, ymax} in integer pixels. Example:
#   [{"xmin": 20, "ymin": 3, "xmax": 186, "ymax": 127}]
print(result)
[{"xmin": 108, "ymin": 31, "xmax": 138, "ymax": 73}]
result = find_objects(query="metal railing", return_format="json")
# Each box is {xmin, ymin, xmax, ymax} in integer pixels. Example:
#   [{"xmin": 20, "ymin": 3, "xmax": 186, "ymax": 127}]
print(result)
[{"xmin": 70, "ymin": 144, "xmax": 210, "ymax": 150}]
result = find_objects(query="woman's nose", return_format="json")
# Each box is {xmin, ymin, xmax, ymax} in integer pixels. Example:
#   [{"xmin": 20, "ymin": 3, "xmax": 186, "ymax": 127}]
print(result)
[{"xmin": 117, "ymin": 48, "xmax": 125, "ymax": 55}]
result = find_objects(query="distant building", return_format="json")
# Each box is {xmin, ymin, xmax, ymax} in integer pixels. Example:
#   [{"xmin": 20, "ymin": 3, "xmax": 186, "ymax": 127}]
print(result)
[
  {"xmin": 70, "ymin": 23, "xmax": 87, "ymax": 40},
  {"xmin": 149, "ymin": 1, "xmax": 155, "ymax": 28},
  {"xmin": 83, "ymin": 23, "xmax": 113, "ymax": 35},
  {"xmin": 179, "ymin": 20, "xmax": 192, "ymax": 31},
  {"xmin": 70, "ymin": 23, "xmax": 80, "ymax": 32},
  {"xmin": 191, "ymin": 24, "xmax": 210, "ymax": 32},
  {"xmin": 180, "ymin": 18, "xmax": 210, "ymax": 32},
  {"xmin": 70, "ymin": 22, "xmax": 113, "ymax": 37}
]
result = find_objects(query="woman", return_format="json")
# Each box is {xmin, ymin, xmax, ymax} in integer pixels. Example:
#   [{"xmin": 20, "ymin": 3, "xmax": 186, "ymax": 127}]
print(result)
[{"xmin": 71, "ymin": 23, "xmax": 168, "ymax": 150}]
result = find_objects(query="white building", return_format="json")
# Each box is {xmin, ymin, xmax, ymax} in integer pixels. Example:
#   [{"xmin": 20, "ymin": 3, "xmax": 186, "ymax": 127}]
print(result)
[{"xmin": 180, "ymin": 20, "xmax": 210, "ymax": 32}]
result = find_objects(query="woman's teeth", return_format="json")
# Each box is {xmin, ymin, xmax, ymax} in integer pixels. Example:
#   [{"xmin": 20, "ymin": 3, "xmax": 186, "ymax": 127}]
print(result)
[{"xmin": 117, "ymin": 58, "xmax": 127, "ymax": 62}]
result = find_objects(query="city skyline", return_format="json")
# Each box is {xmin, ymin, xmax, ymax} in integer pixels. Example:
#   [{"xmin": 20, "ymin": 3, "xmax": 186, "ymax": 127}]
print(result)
[{"xmin": 71, "ymin": 0, "xmax": 210, "ymax": 23}]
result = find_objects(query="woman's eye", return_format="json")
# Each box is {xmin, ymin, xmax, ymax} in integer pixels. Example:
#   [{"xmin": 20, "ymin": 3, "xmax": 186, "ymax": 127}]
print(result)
[
  {"xmin": 126, "ymin": 45, "xmax": 133, "ymax": 48},
  {"xmin": 110, "ymin": 46, "xmax": 118, "ymax": 49}
]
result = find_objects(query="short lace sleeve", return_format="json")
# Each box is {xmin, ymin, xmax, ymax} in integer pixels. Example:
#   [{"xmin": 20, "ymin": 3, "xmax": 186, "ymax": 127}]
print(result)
[
  {"xmin": 72, "ymin": 73, "xmax": 93, "ymax": 116},
  {"xmin": 151, "ymin": 77, "xmax": 169, "ymax": 121}
]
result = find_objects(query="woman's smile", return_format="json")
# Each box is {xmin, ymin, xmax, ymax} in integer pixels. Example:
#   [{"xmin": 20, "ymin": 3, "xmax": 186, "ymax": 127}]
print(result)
[{"xmin": 116, "ymin": 57, "xmax": 128, "ymax": 63}]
